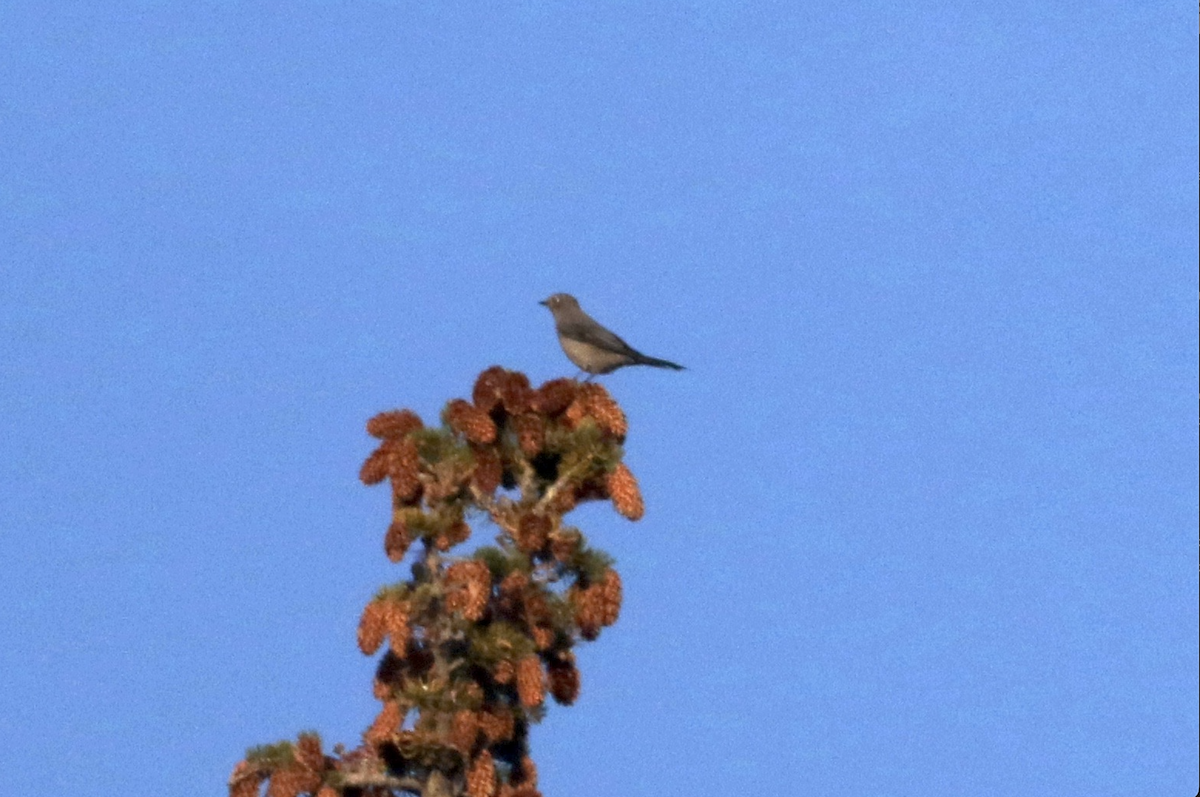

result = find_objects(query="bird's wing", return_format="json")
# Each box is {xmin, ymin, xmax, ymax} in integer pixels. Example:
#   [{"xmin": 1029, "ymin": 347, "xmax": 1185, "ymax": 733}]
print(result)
[{"xmin": 559, "ymin": 316, "xmax": 639, "ymax": 356}]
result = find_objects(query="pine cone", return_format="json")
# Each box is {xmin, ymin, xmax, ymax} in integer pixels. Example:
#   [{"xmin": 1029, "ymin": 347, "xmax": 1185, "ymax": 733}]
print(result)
[
  {"xmin": 597, "ymin": 570, "xmax": 622, "ymax": 626},
  {"xmin": 385, "ymin": 439, "xmax": 422, "ymax": 504},
  {"xmin": 493, "ymin": 659, "xmax": 515, "ymax": 685},
  {"xmin": 513, "ymin": 513, "xmax": 551, "ymax": 553},
  {"xmin": 499, "ymin": 371, "xmax": 534, "ymax": 415},
  {"xmin": 530, "ymin": 625, "xmax": 554, "ymax": 651},
  {"xmin": 440, "ymin": 518, "xmax": 471, "ymax": 550},
  {"xmin": 384, "ymin": 600, "xmax": 410, "ymax": 655},
  {"xmin": 516, "ymin": 655, "xmax": 545, "ymax": 708},
  {"xmin": 578, "ymin": 383, "xmax": 627, "ymax": 438},
  {"xmin": 357, "ymin": 600, "xmax": 387, "ymax": 655},
  {"xmin": 472, "ymin": 366, "xmax": 510, "ymax": 414},
  {"xmin": 295, "ymin": 733, "xmax": 324, "ymax": 773},
  {"xmin": 266, "ymin": 767, "xmax": 310, "ymax": 797},
  {"xmin": 503, "ymin": 786, "xmax": 543, "ymax": 797},
  {"xmin": 607, "ymin": 463, "xmax": 644, "ymax": 521},
  {"xmin": 513, "ymin": 413, "xmax": 545, "ymax": 457},
  {"xmin": 472, "ymin": 447, "xmax": 503, "ymax": 495},
  {"xmin": 366, "ymin": 409, "xmax": 423, "ymax": 439},
  {"xmin": 547, "ymin": 654, "xmax": 580, "ymax": 706},
  {"xmin": 228, "ymin": 761, "xmax": 265, "ymax": 797},
  {"xmin": 573, "ymin": 586, "xmax": 604, "ymax": 641},
  {"xmin": 359, "ymin": 446, "xmax": 391, "ymax": 485},
  {"xmin": 365, "ymin": 700, "xmax": 403, "ymax": 746},
  {"xmin": 449, "ymin": 709, "xmax": 481, "ymax": 752},
  {"xmin": 531, "ymin": 378, "xmax": 578, "ymax": 416},
  {"xmin": 514, "ymin": 756, "xmax": 538, "ymax": 787},
  {"xmin": 477, "ymin": 709, "xmax": 515, "ymax": 743},
  {"xmin": 446, "ymin": 561, "xmax": 491, "ymax": 621},
  {"xmin": 466, "ymin": 751, "xmax": 496, "ymax": 797},
  {"xmin": 548, "ymin": 528, "xmax": 580, "ymax": 563},
  {"xmin": 445, "ymin": 399, "xmax": 497, "ymax": 445},
  {"xmin": 384, "ymin": 516, "xmax": 412, "ymax": 562}
]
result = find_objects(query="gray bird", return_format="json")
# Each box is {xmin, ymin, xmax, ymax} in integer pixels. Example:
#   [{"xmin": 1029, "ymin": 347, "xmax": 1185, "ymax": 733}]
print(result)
[{"xmin": 540, "ymin": 293, "xmax": 685, "ymax": 376}]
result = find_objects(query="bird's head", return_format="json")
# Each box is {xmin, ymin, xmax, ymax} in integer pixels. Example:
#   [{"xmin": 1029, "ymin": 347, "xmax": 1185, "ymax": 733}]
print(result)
[{"xmin": 539, "ymin": 293, "xmax": 580, "ymax": 312}]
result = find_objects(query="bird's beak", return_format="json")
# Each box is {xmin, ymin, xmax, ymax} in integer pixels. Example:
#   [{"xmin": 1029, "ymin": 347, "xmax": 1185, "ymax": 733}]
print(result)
[{"xmin": 538, "ymin": 298, "xmax": 549, "ymax": 307}]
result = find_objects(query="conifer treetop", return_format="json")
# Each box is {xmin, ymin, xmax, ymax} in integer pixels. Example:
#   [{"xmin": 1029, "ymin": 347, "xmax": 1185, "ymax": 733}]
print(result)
[{"xmin": 230, "ymin": 367, "xmax": 647, "ymax": 797}]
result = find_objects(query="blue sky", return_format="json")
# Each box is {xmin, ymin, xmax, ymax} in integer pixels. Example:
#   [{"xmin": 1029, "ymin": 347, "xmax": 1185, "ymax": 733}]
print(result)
[{"xmin": 1, "ymin": 3, "xmax": 1196, "ymax": 796}]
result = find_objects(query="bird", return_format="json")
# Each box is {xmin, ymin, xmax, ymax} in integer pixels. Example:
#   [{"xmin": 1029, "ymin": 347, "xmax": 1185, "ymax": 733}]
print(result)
[{"xmin": 539, "ymin": 293, "xmax": 685, "ymax": 376}]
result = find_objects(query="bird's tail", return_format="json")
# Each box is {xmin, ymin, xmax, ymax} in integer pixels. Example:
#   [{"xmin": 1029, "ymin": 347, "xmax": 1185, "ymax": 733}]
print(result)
[{"xmin": 635, "ymin": 353, "xmax": 685, "ymax": 371}]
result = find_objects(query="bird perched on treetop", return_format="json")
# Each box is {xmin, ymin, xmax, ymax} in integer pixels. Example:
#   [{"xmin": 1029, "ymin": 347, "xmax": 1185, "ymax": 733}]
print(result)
[{"xmin": 539, "ymin": 293, "xmax": 685, "ymax": 376}]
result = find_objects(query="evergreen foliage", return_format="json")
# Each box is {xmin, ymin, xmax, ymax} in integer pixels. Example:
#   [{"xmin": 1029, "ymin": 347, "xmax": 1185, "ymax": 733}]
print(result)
[{"xmin": 229, "ymin": 367, "xmax": 644, "ymax": 797}]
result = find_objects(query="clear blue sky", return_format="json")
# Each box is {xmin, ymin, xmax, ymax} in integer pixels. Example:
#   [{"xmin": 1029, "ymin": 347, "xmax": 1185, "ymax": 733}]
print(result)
[{"xmin": 2, "ymin": 4, "xmax": 1196, "ymax": 796}]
